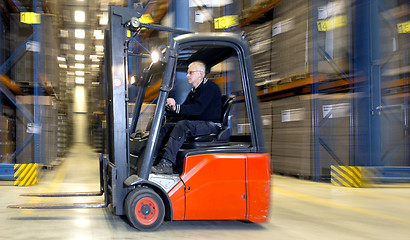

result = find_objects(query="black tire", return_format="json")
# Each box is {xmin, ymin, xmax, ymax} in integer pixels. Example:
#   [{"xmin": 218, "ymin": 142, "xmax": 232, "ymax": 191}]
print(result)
[{"xmin": 124, "ymin": 187, "xmax": 165, "ymax": 231}]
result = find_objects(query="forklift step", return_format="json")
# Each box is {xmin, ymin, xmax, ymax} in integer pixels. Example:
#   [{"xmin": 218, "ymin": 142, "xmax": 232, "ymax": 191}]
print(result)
[
  {"xmin": 7, "ymin": 202, "xmax": 105, "ymax": 209},
  {"xmin": 21, "ymin": 191, "xmax": 103, "ymax": 197}
]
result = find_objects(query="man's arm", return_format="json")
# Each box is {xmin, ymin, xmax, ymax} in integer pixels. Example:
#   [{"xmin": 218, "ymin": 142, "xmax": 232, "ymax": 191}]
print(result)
[{"xmin": 177, "ymin": 83, "xmax": 221, "ymax": 118}]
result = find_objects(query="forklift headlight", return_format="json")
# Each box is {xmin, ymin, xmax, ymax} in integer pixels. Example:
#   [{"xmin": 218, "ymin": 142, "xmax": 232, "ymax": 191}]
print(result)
[
  {"xmin": 151, "ymin": 45, "xmax": 169, "ymax": 63},
  {"xmin": 151, "ymin": 51, "xmax": 160, "ymax": 63}
]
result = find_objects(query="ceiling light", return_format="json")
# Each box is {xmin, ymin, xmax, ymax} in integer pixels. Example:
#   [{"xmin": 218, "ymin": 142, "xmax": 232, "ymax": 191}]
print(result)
[
  {"xmin": 60, "ymin": 29, "xmax": 68, "ymax": 38},
  {"xmin": 75, "ymin": 43, "xmax": 85, "ymax": 51},
  {"xmin": 59, "ymin": 64, "xmax": 67, "ymax": 68},
  {"xmin": 92, "ymin": 59, "xmax": 100, "ymax": 62},
  {"xmin": 99, "ymin": 12, "xmax": 108, "ymax": 25},
  {"xmin": 90, "ymin": 55, "xmax": 98, "ymax": 59},
  {"xmin": 75, "ymin": 71, "xmax": 85, "ymax": 76},
  {"xmin": 75, "ymin": 29, "xmax": 85, "ymax": 38},
  {"xmin": 74, "ymin": 11, "xmax": 85, "ymax": 22},
  {"xmin": 75, "ymin": 63, "xmax": 85, "ymax": 69},
  {"xmin": 91, "ymin": 65, "xmax": 99, "ymax": 68},
  {"xmin": 75, "ymin": 77, "xmax": 85, "ymax": 84},
  {"xmin": 57, "ymin": 57, "xmax": 66, "ymax": 61},
  {"xmin": 96, "ymin": 45, "xmax": 104, "ymax": 52},
  {"xmin": 75, "ymin": 54, "xmax": 85, "ymax": 61},
  {"xmin": 94, "ymin": 30, "xmax": 104, "ymax": 39}
]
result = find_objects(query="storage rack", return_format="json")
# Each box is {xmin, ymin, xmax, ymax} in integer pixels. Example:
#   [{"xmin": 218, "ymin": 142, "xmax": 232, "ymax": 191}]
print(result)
[{"xmin": 1, "ymin": 0, "xmax": 409, "ymax": 182}]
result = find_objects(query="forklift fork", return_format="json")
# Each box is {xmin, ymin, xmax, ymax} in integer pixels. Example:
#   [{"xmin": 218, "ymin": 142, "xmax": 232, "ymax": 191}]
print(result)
[{"xmin": 7, "ymin": 154, "xmax": 108, "ymax": 210}]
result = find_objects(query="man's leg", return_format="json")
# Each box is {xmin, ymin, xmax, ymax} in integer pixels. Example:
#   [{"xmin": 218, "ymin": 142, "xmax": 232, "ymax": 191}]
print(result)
[
  {"xmin": 152, "ymin": 123, "xmax": 175, "ymax": 162},
  {"xmin": 162, "ymin": 120, "xmax": 192, "ymax": 165},
  {"xmin": 152, "ymin": 120, "xmax": 218, "ymax": 174}
]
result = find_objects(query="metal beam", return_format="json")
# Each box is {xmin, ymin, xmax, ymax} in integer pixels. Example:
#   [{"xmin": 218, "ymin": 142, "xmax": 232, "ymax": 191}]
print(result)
[
  {"xmin": 0, "ymin": 81, "xmax": 33, "ymax": 122},
  {"xmin": 0, "ymin": 34, "xmax": 32, "ymax": 75},
  {"xmin": 10, "ymin": 0, "xmax": 27, "ymax": 12}
]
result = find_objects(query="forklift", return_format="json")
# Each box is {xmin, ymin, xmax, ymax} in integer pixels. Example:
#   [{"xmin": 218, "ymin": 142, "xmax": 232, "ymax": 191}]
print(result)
[{"xmin": 9, "ymin": 5, "xmax": 271, "ymax": 231}]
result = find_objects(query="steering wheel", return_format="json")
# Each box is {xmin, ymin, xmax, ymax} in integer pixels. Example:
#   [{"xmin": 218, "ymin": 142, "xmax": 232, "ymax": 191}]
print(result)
[{"xmin": 165, "ymin": 105, "xmax": 174, "ymax": 114}]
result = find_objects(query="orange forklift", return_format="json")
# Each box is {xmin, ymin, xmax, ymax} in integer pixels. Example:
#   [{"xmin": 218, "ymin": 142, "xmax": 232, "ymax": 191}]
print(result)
[{"xmin": 9, "ymin": 5, "xmax": 271, "ymax": 231}]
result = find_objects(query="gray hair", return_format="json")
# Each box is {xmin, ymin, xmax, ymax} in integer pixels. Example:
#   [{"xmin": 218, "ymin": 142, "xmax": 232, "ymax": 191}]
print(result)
[{"xmin": 188, "ymin": 61, "xmax": 206, "ymax": 74}]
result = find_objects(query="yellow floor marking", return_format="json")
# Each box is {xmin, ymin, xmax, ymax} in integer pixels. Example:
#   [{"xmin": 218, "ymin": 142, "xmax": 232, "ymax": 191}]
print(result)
[{"xmin": 274, "ymin": 186, "xmax": 410, "ymax": 225}]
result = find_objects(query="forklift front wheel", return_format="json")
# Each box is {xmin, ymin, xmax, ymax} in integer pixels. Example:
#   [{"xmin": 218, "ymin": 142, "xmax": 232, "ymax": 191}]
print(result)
[{"xmin": 125, "ymin": 187, "xmax": 165, "ymax": 231}]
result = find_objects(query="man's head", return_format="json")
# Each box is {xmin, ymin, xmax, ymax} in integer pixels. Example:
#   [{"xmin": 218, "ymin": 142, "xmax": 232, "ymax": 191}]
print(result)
[{"xmin": 187, "ymin": 61, "xmax": 206, "ymax": 88}]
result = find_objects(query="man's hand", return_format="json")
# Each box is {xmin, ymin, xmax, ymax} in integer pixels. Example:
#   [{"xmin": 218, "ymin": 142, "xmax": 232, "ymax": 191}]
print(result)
[{"xmin": 166, "ymin": 98, "xmax": 176, "ymax": 111}]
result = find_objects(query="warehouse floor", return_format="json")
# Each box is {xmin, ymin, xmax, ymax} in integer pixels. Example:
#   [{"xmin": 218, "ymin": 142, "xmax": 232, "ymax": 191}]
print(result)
[{"xmin": 1, "ymin": 144, "xmax": 409, "ymax": 240}]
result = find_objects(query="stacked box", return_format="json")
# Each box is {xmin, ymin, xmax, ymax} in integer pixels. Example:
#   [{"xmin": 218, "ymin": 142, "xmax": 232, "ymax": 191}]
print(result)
[
  {"xmin": 271, "ymin": 0, "xmax": 310, "ymax": 81},
  {"xmin": 90, "ymin": 112, "xmax": 105, "ymax": 153},
  {"xmin": 259, "ymin": 100, "xmax": 273, "ymax": 170},
  {"xmin": 244, "ymin": 21, "xmax": 273, "ymax": 85},
  {"xmin": 316, "ymin": 0, "xmax": 350, "ymax": 76},
  {"xmin": 271, "ymin": 95, "xmax": 312, "ymax": 177},
  {"xmin": 230, "ymin": 101, "xmax": 250, "ymax": 136},
  {"xmin": 57, "ymin": 114, "xmax": 69, "ymax": 157},
  {"xmin": 0, "ymin": 116, "xmax": 15, "ymax": 163},
  {"xmin": 271, "ymin": 93, "xmax": 352, "ymax": 178},
  {"xmin": 15, "ymin": 96, "xmax": 58, "ymax": 166},
  {"xmin": 270, "ymin": 0, "xmax": 350, "ymax": 81},
  {"xmin": 128, "ymin": 103, "xmax": 156, "ymax": 132},
  {"xmin": 10, "ymin": 14, "xmax": 59, "ymax": 91},
  {"xmin": 317, "ymin": 93, "xmax": 352, "ymax": 175},
  {"xmin": 189, "ymin": 2, "xmax": 240, "ymax": 33}
]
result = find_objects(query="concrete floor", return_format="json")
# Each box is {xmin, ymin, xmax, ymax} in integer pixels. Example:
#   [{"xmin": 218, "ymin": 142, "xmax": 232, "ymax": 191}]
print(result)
[{"xmin": 1, "ymin": 144, "xmax": 409, "ymax": 240}]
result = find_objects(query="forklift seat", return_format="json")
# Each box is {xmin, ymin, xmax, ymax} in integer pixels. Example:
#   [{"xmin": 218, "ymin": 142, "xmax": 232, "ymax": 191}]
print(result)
[{"xmin": 182, "ymin": 95, "xmax": 235, "ymax": 148}]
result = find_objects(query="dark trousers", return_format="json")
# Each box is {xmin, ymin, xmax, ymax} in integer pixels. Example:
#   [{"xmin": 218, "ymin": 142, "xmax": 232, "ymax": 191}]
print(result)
[{"xmin": 155, "ymin": 120, "xmax": 218, "ymax": 165}]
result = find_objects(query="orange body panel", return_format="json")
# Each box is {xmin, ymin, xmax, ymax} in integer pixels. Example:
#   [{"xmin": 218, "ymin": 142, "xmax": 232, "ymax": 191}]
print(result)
[
  {"xmin": 245, "ymin": 153, "xmax": 271, "ymax": 222},
  {"xmin": 182, "ymin": 154, "xmax": 247, "ymax": 220},
  {"xmin": 168, "ymin": 153, "xmax": 271, "ymax": 222},
  {"xmin": 168, "ymin": 181, "xmax": 185, "ymax": 220}
]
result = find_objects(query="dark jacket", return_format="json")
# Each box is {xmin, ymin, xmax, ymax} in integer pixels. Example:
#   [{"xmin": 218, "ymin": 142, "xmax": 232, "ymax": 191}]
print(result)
[{"xmin": 177, "ymin": 79, "xmax": 222, "ymax": 123}]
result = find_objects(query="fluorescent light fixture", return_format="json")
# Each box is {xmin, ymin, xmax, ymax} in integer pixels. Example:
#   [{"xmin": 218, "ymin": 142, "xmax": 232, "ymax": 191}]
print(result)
[
  {"xmin": 74, "ymin": 11, "xmax": 85, "ymax": 22},
  {"xmin": 94, "ymin": 30, "xmax": 104, "ymax": 39},
  {"xmin": 60, "ymin": 29, "xmax": 68, "ymax": 38},
  {"xmin": 75, "ymin": 43, "xmax": 85, "ymax": 51},
  {"xmin": 75, "ymin": 54, "xmax": 85, "ymax": 61},
  {"xmin": 75, "ymin": 63, "xmax": 85, "ymax": 69},
  {"xmin": 92, "ymin": 82, "xmax": 100, "ymax": 85},
  {"xmin": 95, "ymin": 45, "xmax": 104, "ymax": 52},
  {"xmin": 57, "ymin": 57, "xmax": 66, "ymax": 61},
  {"xmin": 59, "ymin": 64, "xmax": 67, "ymax": 68},
  {"xmin": 90, "ymin": 55, "xmax": 98, "ymax": 59},
  {"xmin": 91, "ymin": 65, "xmax": 99, "ymax": 68},
  {"xmin": 75, "ymin": 77, "xmax": 85, "ymax": 84},
  {"xmin": 75, "ymin": 29, "xmax": 85, "ymax": 38},
  {"xmin": 99, "ymin": 12, "xmax": 108, "ymax": 25},
  {"xmin": 75, "ymin": 71, "xmax": 85, "ymax": 76},
  {"xmin": 92, "ymin": 59, "xmax": 100, "ymax": 62}
]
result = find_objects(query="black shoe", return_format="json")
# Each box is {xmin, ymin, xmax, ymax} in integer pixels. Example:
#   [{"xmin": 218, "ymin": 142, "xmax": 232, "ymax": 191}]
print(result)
[{"xmin": 151, "ymin": 159, "xmax": 173, "ymax": 174}]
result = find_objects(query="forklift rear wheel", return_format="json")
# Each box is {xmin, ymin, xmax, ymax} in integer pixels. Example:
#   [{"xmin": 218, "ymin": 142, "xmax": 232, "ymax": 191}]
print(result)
[{"xmin": 125, "ymin": 187, "xmax": 165, "ymax": 231}]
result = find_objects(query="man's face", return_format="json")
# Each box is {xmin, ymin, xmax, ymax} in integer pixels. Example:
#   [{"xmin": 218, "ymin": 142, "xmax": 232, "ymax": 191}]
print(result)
[{"xmin": 186, "ymin": 65, "xmax": 203, "ymax": 87}]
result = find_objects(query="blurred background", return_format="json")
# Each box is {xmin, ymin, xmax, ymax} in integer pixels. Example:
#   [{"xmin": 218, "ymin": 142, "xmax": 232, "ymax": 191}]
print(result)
[{"xmin": 0, "ymin": 0, "xmax": 409, "ymax": 181}]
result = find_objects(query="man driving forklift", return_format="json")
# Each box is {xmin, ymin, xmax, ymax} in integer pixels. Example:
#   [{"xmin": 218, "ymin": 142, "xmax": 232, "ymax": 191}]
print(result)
[{"xmin": 151, "ymin": 61, "xmax": 222, "ymax": 174}]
